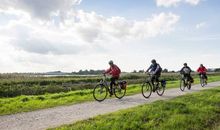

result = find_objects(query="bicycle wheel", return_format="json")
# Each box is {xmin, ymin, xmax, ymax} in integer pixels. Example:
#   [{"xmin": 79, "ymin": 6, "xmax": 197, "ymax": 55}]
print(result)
[
  {"xmin": 114, "ymin": 84, "xmax": 126, "ymax": 99},
  {"xmin": 187, "ymin": 82, "xmax": 191, "ymax": 90},
  {"xmin": 200, "ymin": 77, "xmax": 205, "ymax": 87},
  {"xmin": 156, "ymin": 83, "xmax": 165, "ymax": 96},
  {"xmin": 141, "ymin": 82, "xmax": 152, "ymax": 98},
  {"xmin": 93, "ymin": 84, "xmax": 108, "ymax": 102},
  {"xmin": 180, "ymin": 79, "xmax": 185, "ymax": 91}
]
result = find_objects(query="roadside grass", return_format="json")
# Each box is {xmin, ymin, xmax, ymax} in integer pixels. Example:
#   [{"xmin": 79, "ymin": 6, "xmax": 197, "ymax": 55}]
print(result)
[
  {"xmin": 0, "ymin": 75, "xmax": 220, "ymax": 116},
  {"xmin": 50, "ymin": 87, "xmax": 220, "ymax": 130}
]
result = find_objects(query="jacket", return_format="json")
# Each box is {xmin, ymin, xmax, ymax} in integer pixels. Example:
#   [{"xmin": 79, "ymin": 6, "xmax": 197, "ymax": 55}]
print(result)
[
  {"xmin": 197, "ymin": 66, "xmax": 207, "ymax": 74},
  {"xmin": 104, "ymin": 64, "xmax": 121, "ymax": 78}
]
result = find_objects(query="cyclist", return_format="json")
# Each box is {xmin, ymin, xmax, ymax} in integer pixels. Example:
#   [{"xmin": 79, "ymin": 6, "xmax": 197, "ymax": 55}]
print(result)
[
  {"xmin": 104, "ymin": 60, "xmax": 121, "ymax": 96},
  {"xmin": 197, "ymin": 64, "xmax": 208, "ymax": 83},
  {"xmin": 180, "ymin": 63, "xmax": 193, "ymax": 83},
  {"xmin": 145, "ymin": 59, "xmax": 162, "ymax": 91}
]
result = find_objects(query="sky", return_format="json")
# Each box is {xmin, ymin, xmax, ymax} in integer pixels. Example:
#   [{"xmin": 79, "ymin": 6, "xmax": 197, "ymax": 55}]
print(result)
[{"xmin": 0, "ymin": 0, "xmax": 220, "ymax": 73}]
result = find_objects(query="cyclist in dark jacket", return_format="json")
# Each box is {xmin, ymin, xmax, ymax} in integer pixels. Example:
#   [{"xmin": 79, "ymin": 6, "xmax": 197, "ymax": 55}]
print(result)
[
  {"xmin": 180, "ymin": 63, "xmax": 193, "ymax": 83},
  {"xmin": 145, "ymin": 59, "xmax": 162, "ymax": 86}
]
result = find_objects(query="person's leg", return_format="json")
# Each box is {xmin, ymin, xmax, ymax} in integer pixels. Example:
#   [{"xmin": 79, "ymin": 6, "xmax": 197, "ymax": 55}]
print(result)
[
  {"xmin": 204, "ymin": 74, "xmax": 208, "ymax": 80},
  {"xmin": 151, "ymin": 75, "xmax": 156, "ymax": 85},
  {"xmin": 189, "ymin": 74, "xmax": 193, "ymax": 83},
  {"xmin": 155, "ymin": 74, "xmax": 160, "ymax": 89},
  {"xmin": 110, "ymin": 77, "xmax": 118, "ymax": 95},
  {"xmin": 155, "ymin": 74, "xmax": 160, "ymax": 83},
  {"xmin": 110, "ymin": 77, "xmax": 115, "ymax": 95},
  {"xmin": 204, "ymin": 73, "xmax": 208, "ymax": 84}
]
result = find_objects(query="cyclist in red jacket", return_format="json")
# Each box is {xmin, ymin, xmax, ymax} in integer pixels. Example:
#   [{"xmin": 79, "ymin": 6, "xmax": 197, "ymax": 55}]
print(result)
[
  {"xmin": 197, "ymin": 64, "xmax": 208, "ymax": 81},
  {"xmin": 104, "ymin": 60, "xmax": 121, "ymax": 96}
]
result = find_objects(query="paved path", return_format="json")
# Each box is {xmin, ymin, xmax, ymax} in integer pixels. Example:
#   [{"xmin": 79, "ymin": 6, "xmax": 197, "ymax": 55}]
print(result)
[{"xmin": 0, "ymin": 81, "xmax": 220, "ymax": 130}]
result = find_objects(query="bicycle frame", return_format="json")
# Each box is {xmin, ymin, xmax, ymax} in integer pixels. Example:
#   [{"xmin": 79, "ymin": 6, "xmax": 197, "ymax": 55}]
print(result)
[
  {"xmin": 99, "ymin": 75, "xmax": 120, "ymax": 93},
  {"xmin": 145, "ymin": 73, "xmax": 159, "ymax": 90},
  {"xmin": 181, "ymin": 74, "xmax": 190, "ymax": 85}
]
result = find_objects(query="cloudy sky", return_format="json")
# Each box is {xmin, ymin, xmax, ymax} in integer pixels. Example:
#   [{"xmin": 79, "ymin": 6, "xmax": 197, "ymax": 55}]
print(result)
[{"xmin": 0, "ymin": 0, "xmax": 219, "ymax": 73}]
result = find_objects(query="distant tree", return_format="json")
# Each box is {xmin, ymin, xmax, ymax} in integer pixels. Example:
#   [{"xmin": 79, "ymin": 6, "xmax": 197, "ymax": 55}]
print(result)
[
  {"xmin": 162, "ymin": 69, "xmax": 168, "ymax": 73},
  {"xmin": 138, "ymin": 70, "xmax": 144, "ymax": 73},
  {"xmin": 133, "ymin": 70, "xmax": 137, "ymax": 73},
  {"xmin": 215, "ymin": 68, "xmax": 220, "ymax": 72}
]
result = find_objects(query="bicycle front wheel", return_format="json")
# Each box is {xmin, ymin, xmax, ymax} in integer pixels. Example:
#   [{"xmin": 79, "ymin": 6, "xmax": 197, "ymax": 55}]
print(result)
[
  {"xmin": 141, "ymin": 82, "xmax": 152, "ymax": 98},
  {"xmin": 93, "ymin": 84, "xmax": 108, "ymax": 102},
  {"xmin": 200, "ymin": 78, "xmax": 205, "ymax": 87},
  {"xmin": 187, "ymin": 82, "xmax": 191, "ymax": 90},
  {"xmin": 156, "ymin": 84, "xmax": 165, "ymax": 96},
  {"xmin": 180, "ymin": 79, "xmax": 185, "ymax": 91}
]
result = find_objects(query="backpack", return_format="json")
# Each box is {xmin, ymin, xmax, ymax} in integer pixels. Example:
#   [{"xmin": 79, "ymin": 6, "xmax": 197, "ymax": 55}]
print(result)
[{"xmin": 157, "ymin": 64, "xmax": 162, "ymax": 73}]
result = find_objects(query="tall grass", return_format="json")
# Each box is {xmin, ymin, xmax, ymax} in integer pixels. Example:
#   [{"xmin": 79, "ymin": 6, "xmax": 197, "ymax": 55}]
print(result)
[
  {"xmin": 1, "ymin": 75, "xmax": 220, "ymax": 116},
  {"xmin": 1, "ymin": 73, "xmax": 219, "ymax": 97},
  {"xmin": 51, "ymin": 87, "xmax": 220, "ymax": 130}
]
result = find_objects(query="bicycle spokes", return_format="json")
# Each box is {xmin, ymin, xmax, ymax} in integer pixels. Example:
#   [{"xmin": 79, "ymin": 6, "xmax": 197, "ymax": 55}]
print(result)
[{"xmin": 93, "ymin": 84, "xmax": 107, "ymax": 102}]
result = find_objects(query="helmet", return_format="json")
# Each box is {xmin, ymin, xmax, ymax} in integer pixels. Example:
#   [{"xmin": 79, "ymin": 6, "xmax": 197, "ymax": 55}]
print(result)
[
  {"xmin": 108, "ymin": 60, "xmax": 113, "ymax": 65},
  {"xmin": 151, "ymin": 59, "xmax": 156, "ymax": 63},
  {"xmin": 184, "ymin": 63, "xmax": 187, "ymax": 66}
]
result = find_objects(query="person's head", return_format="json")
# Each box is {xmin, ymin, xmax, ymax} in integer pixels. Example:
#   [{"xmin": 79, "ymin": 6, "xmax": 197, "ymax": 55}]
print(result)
[
  {"xmin": 108, "ymin": 60, "xmax": 114, "ymax": 66},
  {"xmin": 151, "ymin": 59, "xmax": 156, "ymax": 64},
  {"xmin": 183, "ymin": 63, "xmax": 187, "ymax": 67},
  {"xmin": 200, "ymin": 64, "xmax": 203, "ymax": 67}
]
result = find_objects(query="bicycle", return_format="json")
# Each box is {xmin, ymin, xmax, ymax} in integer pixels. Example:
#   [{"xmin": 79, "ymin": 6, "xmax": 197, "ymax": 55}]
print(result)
[
  {"xmin": 141, "ymin": 73, "xmax": 166, "ymax": 98},
  {"xmin": 93, "ymin": 74, "xmax": 127, "ymax": 102},
  {"xmin": 199, "ymin": 73, "xmax": 207, "ymax": 87},
  {"xmin": 180, "ymin": 74, "xmax": 191, "ymax": 91}
]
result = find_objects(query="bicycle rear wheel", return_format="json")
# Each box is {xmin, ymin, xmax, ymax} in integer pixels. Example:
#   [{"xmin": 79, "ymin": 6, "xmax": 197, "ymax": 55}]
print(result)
[
  {"xmin": 93, "ymin": 84, "xmax": 107, "ymax": 102},
  {"xmin": 141, "ymin": 82, "xmax": 152, "ymax": 98},
  {"xmin": 156, "ymin": 84, "xmax": 165, "ymax": 96},
  {"xmin": 114, "ymin": 85, "xmax": 126, "ymax": 99},
  {"xmin": 180, "ymin": 79, "xmax": 185, "ymax": 91}
]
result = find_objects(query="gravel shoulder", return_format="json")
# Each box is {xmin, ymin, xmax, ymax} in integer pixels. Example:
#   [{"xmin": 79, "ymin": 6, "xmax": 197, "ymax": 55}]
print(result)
[{"xmin": 0, "ymin": 81, "xmax": 220, "ymax": 130}]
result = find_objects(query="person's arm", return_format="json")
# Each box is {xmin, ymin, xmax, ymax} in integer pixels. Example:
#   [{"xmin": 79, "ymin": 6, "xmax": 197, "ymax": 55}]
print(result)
[
  {"xmin": 104, "ymin": 68, "xmax": 111, "ymax": 74},
  {"xmin": 204, "ymin": 67, "xmax": 207, "ymax": 72},
  {"xmin": 189, "ymin": 67, "xmax": 192, "ymax": 73},
  {"xmin": 146, "ymin": 65, "xmax": 152, "ymax": 73},
  {"xmin": 180, "ymin": 67, "xmax": 183, "ymax": 73},
  {"xmin": 197, "ymin": 68, "xmax": 200, "ymax": 73}
]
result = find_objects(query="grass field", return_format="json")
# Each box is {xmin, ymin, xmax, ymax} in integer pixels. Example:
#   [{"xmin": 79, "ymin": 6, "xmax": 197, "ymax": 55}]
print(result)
[
  {"xmin": 0, "ymin": 75, "xmax": 220, "ymax": 116},
  {"xmin": 50, "ymin": 87, "xmax": 220, "ymax": 130}
]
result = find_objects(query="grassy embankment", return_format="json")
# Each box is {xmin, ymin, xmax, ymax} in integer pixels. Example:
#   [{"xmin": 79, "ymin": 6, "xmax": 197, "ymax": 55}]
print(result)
[
  {"xmin": 0, "ymin": 75, "xmax": 220, "ymax": 116},
  {"xmin": 50, "ymin": 87, "xmax": 220, "ymax": 130}
]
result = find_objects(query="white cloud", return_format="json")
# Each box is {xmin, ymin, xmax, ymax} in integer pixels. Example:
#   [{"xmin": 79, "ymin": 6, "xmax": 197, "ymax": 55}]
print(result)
[
  {"xmin": 155, "ymin": 0, "xmax": 201, "ymax": 7},
  {"xmin": 0, "ymin": 0, "xmax": 180, "ymax": 72},
  {"xmin": 0, "ymin": 0, "xmax": 82, "ymax": 20},
  {"xmin": 156, "ymin": 0, "xmax": 182, "ymax": 7},
  {"xmin": 0, "ymin": 9, "xmax": 180, "ymax": 55},
  {"xmin": 185, "ymin": 0, "xmax": 200, "ymax": 5},
  {"xmin": 196, "ymin": 22, "xmax": 206, "ymax": 29}
]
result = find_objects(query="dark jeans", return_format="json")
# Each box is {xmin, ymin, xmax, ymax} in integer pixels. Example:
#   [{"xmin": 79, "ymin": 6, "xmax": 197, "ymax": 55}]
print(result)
[
  {"xmin": 110, "ymin": 77, "xmax": 119, "ymax": 94},
  {"xmin": 183, "ymin": 74, "xmax": 193, "ymax": 82},
  {"xmin": 199, "ymin": 73, "xmax": 208, "ymax": 80},
  {"xmin": 151, "ymin": 74, "xmax": 160, "ymax": 85}
]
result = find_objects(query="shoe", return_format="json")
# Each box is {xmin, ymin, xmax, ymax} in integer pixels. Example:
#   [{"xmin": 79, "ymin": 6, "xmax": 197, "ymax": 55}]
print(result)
[
  {"xmin": 153, "ymin": 88, "xmax": 156, "ymax": 92},
  {"xmin": 109, "ymin": 91, "xmax": 113, "ymax": 97}
]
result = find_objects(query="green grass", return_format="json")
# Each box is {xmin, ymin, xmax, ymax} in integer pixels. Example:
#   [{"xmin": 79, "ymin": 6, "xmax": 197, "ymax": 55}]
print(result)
[
  {"xmin": 1, "ymin": 75, "xmax": 220, "ymax": 116},
  {"xmin": 50, "ymin": 87, "xmax": 220, "ymax": 130}
]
